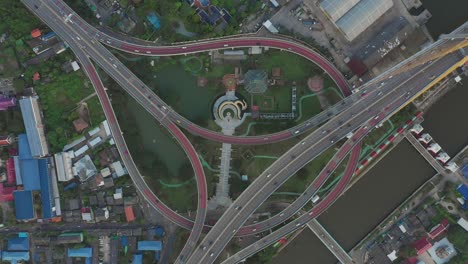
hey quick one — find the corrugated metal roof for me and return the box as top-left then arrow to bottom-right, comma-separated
39,159 -> 55,219
320,0 -> 360,22
137,241 -> 162,251
13,190 -> 35,220
21,159 -> 41,191
19,97 -> 49,157
68,247 -> 93,258
2,251 -> 30,261
7,237 -> 30,251
132,254 -> 143,264
336,0 -> 393,40
457,184 -> 468,200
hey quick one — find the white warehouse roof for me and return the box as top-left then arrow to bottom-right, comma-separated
320,0 -> 360,22
336,0 -> 393,40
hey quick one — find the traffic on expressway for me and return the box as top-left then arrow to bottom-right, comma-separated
22,1 -> 468,263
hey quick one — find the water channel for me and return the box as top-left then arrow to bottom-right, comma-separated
272,1 -> 467,262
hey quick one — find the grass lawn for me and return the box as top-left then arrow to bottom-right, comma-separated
256,50 -> 321,80
35,71 -> 105,152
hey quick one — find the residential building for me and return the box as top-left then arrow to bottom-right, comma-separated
19,96 -> 49,157
125,206 -> 135,222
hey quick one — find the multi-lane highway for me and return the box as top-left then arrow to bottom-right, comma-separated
23,1 -> 468,263
21,1 -> 209,260
185,51 -> 467,263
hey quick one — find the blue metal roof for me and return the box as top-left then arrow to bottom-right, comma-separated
39,159 -> 54,219
19,97 -> 48,157
13,190 -> 35,220
137,241 -> 162,251
2,251 -> 30,261
68,247 -> 93,258
462,165 -> 468,180
457,184 -> 468,200
7,237 -> 29,251
18,134 -> 32,160
146,13 -> 161,29
20,159 -> 41,191
132,254 -> 143,264
18,134 -> 41,191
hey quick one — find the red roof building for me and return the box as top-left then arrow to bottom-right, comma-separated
32,72 -> 41,81
6,158 -> 16,186
414,237 -> 432,255
31,28 -> 42,38
0,136 -> 12,146
125,206 -> 135,222
0,185 -> 15,202
428,219 -> 449,239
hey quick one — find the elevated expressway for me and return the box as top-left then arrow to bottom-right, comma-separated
185,49 -> 468,263
220,53 -> 468,264
22,1 -> 208,260
47,0 -> 468,145
25,0 -> 368,243
26,1 -> 468,262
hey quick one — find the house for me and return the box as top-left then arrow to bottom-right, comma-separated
0,135 -> 13,146
104,177 -> 114,188
68,199 -> 81,210
95,207 -> 109,222
19,96 -> 49,157
414,237 -> 432,255
32,72 -> 41,81
428,219 -> 449,239
197,6 -> 232,26
110,161 -> 127,177
125,206 -> 135,222
31,29 -> 42,38
81,207 -> 93,222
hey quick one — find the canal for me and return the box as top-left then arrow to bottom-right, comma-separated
272,1 -> 467,263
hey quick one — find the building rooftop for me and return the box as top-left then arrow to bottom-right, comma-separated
2,251 -> 30,262
68,247 -> 92,258
7,237 -> 30,251
13,190 -> 35,221
0,97 -> 16,111
414,237 -> 432,255
335,0 -> 393,41
137,241 -> 162,251
132,253 -> 143,264
320,0 -> 360,22
457,184 -> 468,200
19,96 -> 49,157
125,206 -> 135,222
